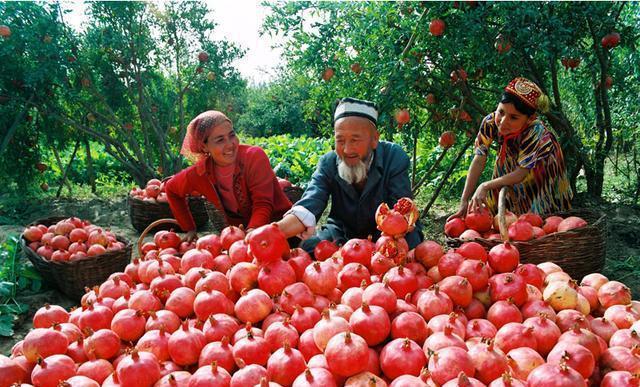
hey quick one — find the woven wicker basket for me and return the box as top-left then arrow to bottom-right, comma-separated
446,187 -> 607,280
21,217 -> 132,300
204,202 -> 227,233
283,186 -> 304,204
128,195 -> 208,233
136,218 -> 183,257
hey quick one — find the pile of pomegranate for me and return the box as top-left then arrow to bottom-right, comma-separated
445,208 -> 589,242
4,197 -> 637,386
130,179 -> 204,204
129,179 -> 170,203
22,218 -> 126,262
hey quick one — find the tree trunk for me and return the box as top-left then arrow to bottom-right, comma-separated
84,138 -> 96,193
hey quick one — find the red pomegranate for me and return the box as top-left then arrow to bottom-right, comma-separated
488,242 -> 520,273
465,207 -> 493,232
445,218 -> 466,237
439,131 -> 456,148
543,216 -> 563,234
324,332 -> 369,377
247,224 -> 288,263
314,240 -> 339,260
557,216 -> 587,232
526,362 -> 587,387
518,213 -> 543,228
508,220 -> 534,241
381,338 -> 427,379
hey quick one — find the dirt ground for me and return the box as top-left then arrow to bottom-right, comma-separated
0,195 -> 638,355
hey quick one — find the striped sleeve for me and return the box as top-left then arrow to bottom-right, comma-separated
474,113 -> 497,156
517,122 -> 552,169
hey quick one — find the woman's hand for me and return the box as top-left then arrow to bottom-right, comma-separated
469,183 -> 488,213
184,230 -> 198,243
447,199 -> 469,222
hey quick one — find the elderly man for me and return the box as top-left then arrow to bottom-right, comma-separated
277,97 -> 423,253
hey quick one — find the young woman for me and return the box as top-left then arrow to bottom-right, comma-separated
165,110 -> 291,240
449,77 -> 573,220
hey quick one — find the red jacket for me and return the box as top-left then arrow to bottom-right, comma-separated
165,145 -> 292,231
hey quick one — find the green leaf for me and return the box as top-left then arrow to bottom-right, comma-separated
0,314 -> 15,337
0,281 -> 15,297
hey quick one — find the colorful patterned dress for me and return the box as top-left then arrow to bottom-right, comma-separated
474,113 -> 573,215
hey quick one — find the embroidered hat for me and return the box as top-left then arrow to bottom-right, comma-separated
333,97 -> 378,126
504,77 -> 544,111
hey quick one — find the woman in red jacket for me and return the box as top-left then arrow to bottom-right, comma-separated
166,110 -> 292,240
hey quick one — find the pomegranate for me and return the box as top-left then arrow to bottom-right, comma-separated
518,213 -> 543,228
391,311 -> 429,345
466,318 -> 498,339
429,18 -> 445,36
338,263 -> 371,291
259,259 -> 297,296
219,225 -> 244,250
508,220 -> 534,241
110,308 -> 146,342
417,285 -> 454,321
349,302 -> 391,346
598,280 -> 632,308
557,216 -> 587,232
76,358 -> 114,384
314,239 -> 339,260
424,324 -> 466,352
428,346 -> 475,385
439,131 -> 456,148
22,327 -> 69,363
303,261 -> 338,296
31,354 -> 77,387
83,329 -> 120,360
467,340 -> 509,384
32,304 -> 69,328
488,242 -> 520,273
234,289 -> 273,323
381,338 -> 427,379
543,281 -> 578,311
247,224 -> 288,263
507,347 -> 545,380
542,216 -> 563,234
0,355 -> 28,386
445,218 -> 466,238
494,323 -> 537,353
293,367 -> 337,387
494,211 -> 518,232
547,342 -> 595,379
526,362 -> 587,387
465,207 -> 493,232
232,331 -> 270,366
135,329 -> 171,362
340,239 -> 374,266
522,315 -> 561,356
487,300 -> 522,329
167,321 -> 206,366
115,350 -> 162,387
312,311 -> 350,351
325,332 -> 369,377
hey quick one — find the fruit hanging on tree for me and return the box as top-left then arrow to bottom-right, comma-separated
429,19 -> 445,36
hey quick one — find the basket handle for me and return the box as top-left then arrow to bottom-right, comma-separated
497,186 -> 511,242
137,218 -> 180,258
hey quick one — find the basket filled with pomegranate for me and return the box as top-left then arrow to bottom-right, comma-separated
20,216 -> 132,300
128,178 -> 208,233
4,196 -> 639,386
444,186 -> 606,280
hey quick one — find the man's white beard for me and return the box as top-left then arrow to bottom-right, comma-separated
338,158 -> 368,185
